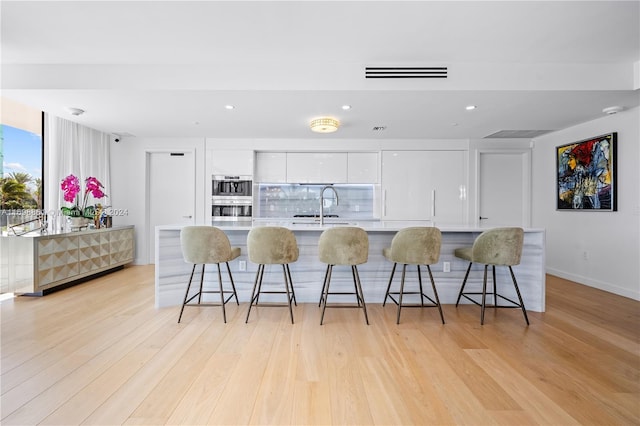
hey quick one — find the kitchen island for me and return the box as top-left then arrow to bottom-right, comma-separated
156,221 -> 546,312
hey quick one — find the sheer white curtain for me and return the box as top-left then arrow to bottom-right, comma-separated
45,114 -> 111,215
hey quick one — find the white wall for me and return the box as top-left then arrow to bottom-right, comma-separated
110,137 -> 206,264
531,107 -> 640,300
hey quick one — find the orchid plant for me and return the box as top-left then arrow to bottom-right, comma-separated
60,174 -> 107,217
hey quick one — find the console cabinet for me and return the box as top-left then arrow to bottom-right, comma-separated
1,226 -> 134,294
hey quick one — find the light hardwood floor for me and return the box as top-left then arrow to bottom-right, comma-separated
1,265 -> 638,425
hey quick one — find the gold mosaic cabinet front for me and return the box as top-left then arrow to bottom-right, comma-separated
33,226 -> 134,292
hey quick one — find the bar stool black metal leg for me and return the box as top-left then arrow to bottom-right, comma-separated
353,265 -> 369,325
246,264 -> 263,323
456,262 -> 473,306
320,265 -> 333,325
383,263 -> 397,306
286,264 -> 297,306
481,265 -> 488,325
217,263 -> 227,323
396,264 -> 407,324
225,262 -> 240,305
197,264 -> 205,304
318,264 -> 331,307
351,266 -> 362,307
426,265 -> 445,324
492,265 -> 498,308
282,265 -> 294,324
178,264 -> 197,323
417,265 -> 425,306
509,266 -> 530,325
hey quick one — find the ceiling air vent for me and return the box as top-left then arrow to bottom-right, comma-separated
365,67 -> 447,79
484,130 -> 553,139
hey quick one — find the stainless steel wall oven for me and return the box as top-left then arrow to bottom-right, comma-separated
212,175 -> 253,221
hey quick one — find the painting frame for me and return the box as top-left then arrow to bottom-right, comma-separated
556,132 -> 617,211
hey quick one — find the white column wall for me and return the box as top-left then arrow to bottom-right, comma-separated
531,107 -> 640,300
109,137 -> 206,264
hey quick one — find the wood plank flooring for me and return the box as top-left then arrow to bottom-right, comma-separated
1,265 -> 638,425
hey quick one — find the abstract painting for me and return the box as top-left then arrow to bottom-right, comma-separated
557,132 -> 617,211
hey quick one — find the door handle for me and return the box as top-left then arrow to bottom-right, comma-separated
479,216 -> 488,220
183,215 -> 193,219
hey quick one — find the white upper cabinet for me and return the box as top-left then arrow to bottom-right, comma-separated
210,150 -> 254,176
347,152 -> 379,183
381,150 -> 466,223
254,151 -> 379,184
286,152 -> 348,183
255,152 -> 287,182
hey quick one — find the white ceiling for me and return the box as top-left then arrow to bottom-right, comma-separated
2,0 -> 639,140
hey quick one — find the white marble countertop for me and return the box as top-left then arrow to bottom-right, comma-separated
157,220 -> 544,233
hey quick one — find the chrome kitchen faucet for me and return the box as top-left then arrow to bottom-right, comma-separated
320,186 -> 339,226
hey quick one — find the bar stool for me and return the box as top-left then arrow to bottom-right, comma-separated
382,227 -> 445,324
178,226 -> 240,323
245,226 -> 299,324
318,226 -> 369,325
454,227 -> 529,325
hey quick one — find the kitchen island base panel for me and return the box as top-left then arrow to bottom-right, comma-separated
157,226 -> 545,312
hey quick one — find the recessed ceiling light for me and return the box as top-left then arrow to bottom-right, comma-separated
67,107 -> 85,116
602,106 -> 623,115
342,105 -> 352,110
225,105 -> 235,110
465,105 -> 477,111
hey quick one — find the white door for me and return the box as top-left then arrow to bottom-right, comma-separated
148,151 -> 195,264
479,151 -> 530,227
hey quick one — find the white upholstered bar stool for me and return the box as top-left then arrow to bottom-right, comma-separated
245,226 -> 299,324
318,226 -> 369,325
178,226 -> 240,323
382,227 -> 445,324
454,227 -> 529,325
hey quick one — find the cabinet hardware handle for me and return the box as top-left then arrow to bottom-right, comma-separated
382,190 -> 387,216
431,190 -> 436,217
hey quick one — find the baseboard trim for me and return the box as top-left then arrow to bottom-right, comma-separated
546,267 -> 640,301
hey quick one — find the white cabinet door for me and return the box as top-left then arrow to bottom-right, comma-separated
428,151 -> 466,225
382,151 -> 431,220
210,150 -> 254,176
255,152 -> 287,182
381,151 -> 466,222
286,152 -> 348,183
348,152 -> 379,183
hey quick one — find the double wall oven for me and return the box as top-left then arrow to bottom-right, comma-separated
212,175 -> 253,221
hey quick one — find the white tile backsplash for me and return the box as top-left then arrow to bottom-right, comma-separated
255,184 -> 375,220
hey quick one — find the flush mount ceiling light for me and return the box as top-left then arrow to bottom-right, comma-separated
67,107 -> 85,116
310,117 -> 340,133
